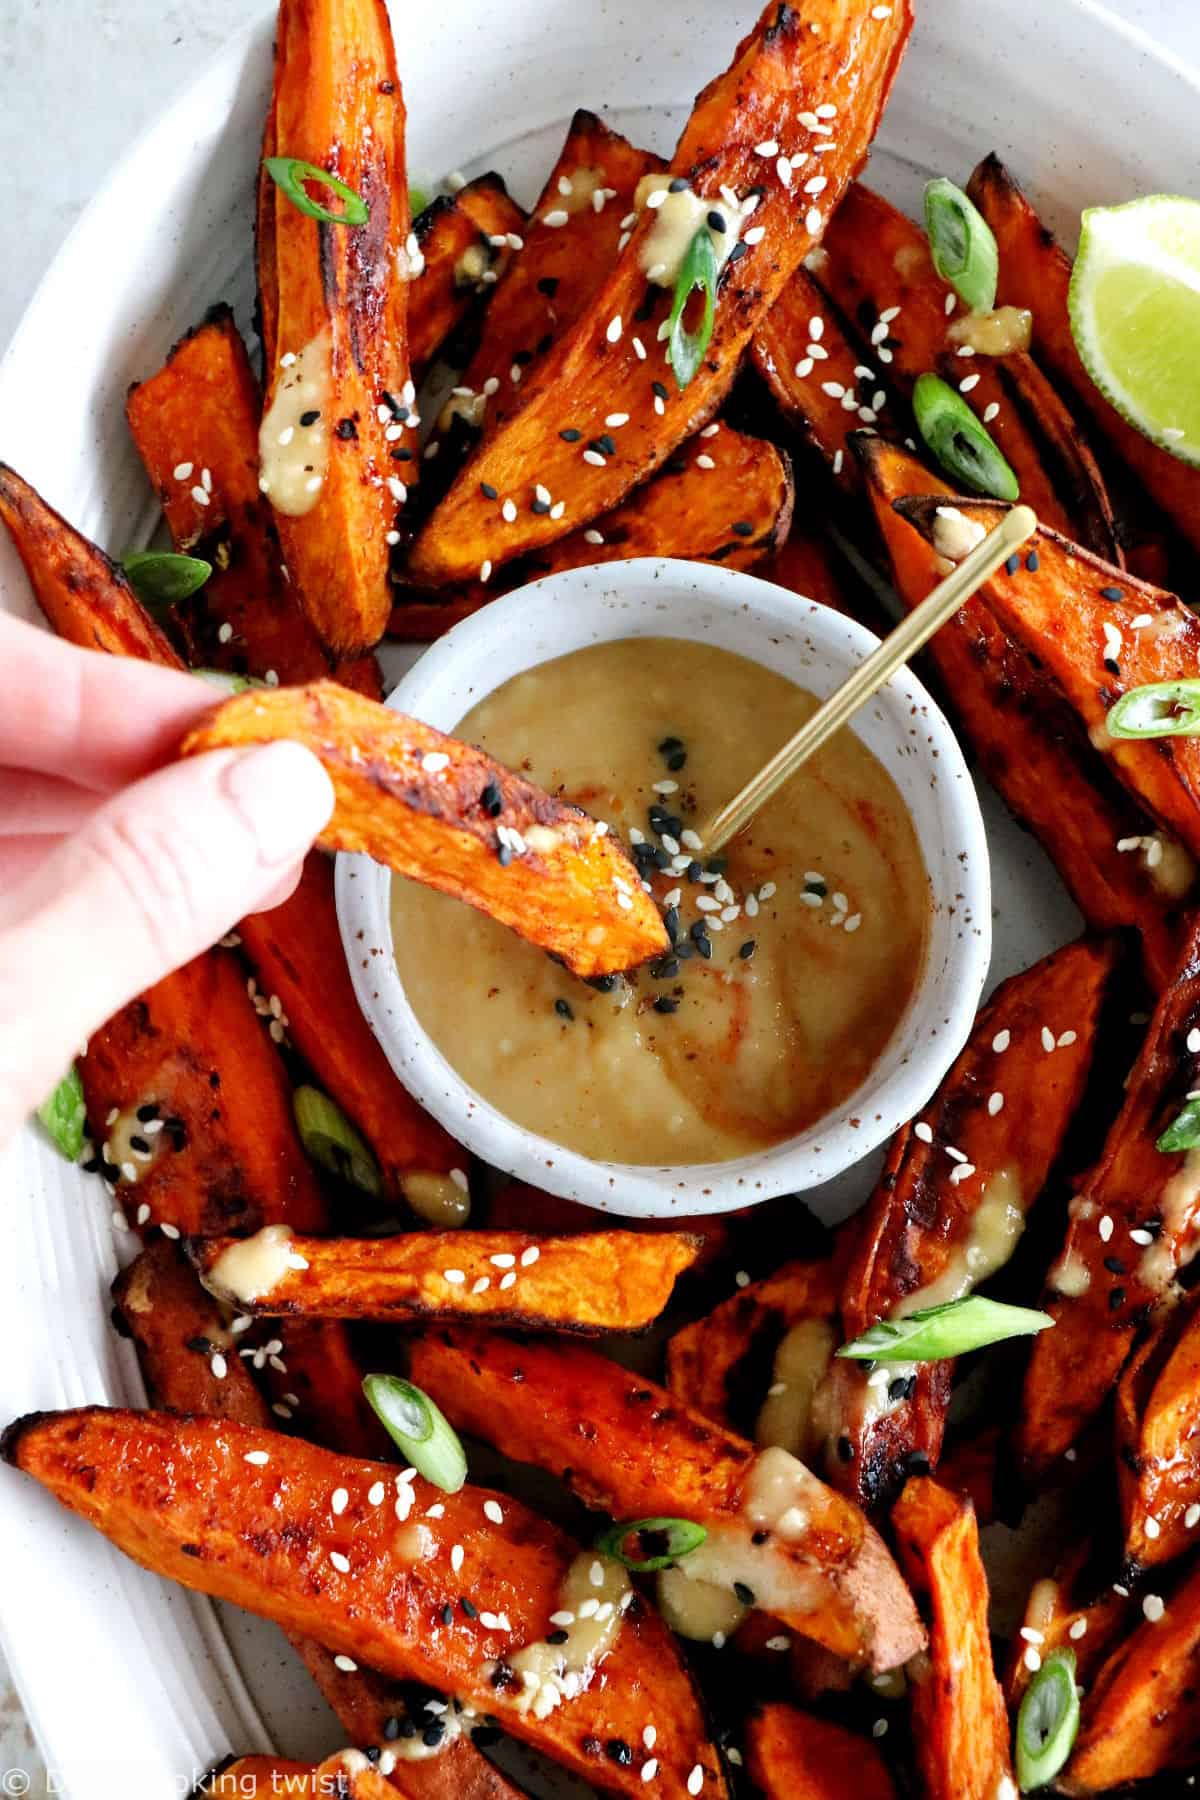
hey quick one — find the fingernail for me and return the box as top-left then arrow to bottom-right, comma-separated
221,741 -> 335,866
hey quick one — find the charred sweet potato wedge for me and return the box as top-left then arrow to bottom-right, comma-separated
968,152 -> 1200,562
181,681 -> 668,977
125,307 -> 380,694
1004,1542 -> 1134,1708
2,1409 -> 725,1800
1115,1289 -> 1200,1571
815,183 -> 1119,557
192,1227 -> 700,1332
823,935 -> 1114,1509
409,1328 -> 924,1672
892,1478 -> 1013,1800
408,177 -> 526,376
745,1704 -> 896,1800
858,439 -> 1191,989
898,496 -> 1200,868
1017,912 -> 1200,1477
257,0 -> 409,652
407,0 -> 913,585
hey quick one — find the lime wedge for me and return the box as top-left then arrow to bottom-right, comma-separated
1070,194 -> 1200,468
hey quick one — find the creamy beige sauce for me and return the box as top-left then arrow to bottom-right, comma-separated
668,1447 -> 830,1624
948,306 -> 1033,356
1144,1148 -> 1200,1290
656,1565 -> 749,1642
392,639 -> 929,1166
1117,831 -> 1197,900
205,1223 -> 299,1303
102,1102 -> 165,1187
635,176 -> 744,287
506,1553 -> 631,1719
437,390 -> 489,434
259,331 -> 332,517
555,166 -> 609,217
897,1168 -> 1025,1314
755,1320 -> 838,1459
404,1170 -> 471,1228
1052,1245 -> 1092,1298
931,504 -> 987,563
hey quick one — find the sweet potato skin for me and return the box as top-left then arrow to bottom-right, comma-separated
892,1478 -> 1013,1800
2,1409 -> 724,1800
192,1228 -> 699,1332
182,682 -> 668,978
1115,1289 -> 1200,1571
407,0 -> 913,584
409,1328 -> 925,1672
408,176 -> 525,376
745,1704 -> 896,1800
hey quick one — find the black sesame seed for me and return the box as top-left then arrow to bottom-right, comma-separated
686,860 -> 703,882
299,409 -> 320,427
391,447 -> 413,461
1101,585 -> 1125,602
805,879 -> 827,897
537,276 -> 560,297
335,418 -> 358,440
905,1450 -> 931,1475
667,750 -> 687,771
489,1662 -> 516,1690
441,1603 -> 454,1626
752,1529 -> 769,1545
706,857 -> 727,874
733,1581 -> 755,1605
398,1717 -> 417,1739
675,941 -> 694,961
664,906 -> 680,941
383,1717 -> 401,1741
652,958 -> 680,980
654,996 -> 679,1014
559,427 -> 582,442
480,481 -> 498,499
691,919 -> 709,943
652,382 -> 669,401
695,934 -> 713,960
739,940 -> 756,960
546,1628 -> 569,1645
668,177 -> 691,193
1103,1256 -> 1127,1275
1026,549 -> 1040,572
582,1738 -> 603,1758
129,1134 -> 150,1154
658,737 -> 683,754
1005,553 -> 1020,576
460,1597 -> 478,1619
589,973 -> 619,993
514,349 -> 533,366
365,1747 -> 381,1764
82,1156 -> 102,1174
1109,1287 -> 1127,1312
596,434 -> 617,457
889,1374 -> 917,1401
532,499 -> 551,515
1104,658 -> 1121,677
731,520 -> 755,537
606,1739 -> 633,1766
651,846 -> 672,870
381,391 -> 407,420
186,1336 -> 212,1355
497,843 -> 513,867
422,1723 -> 445,1747
707,210 -> 727,233
1141,1217 -> 1163,1237
727,241 -> 749,264
136,1103 -> 160,1122
554,998 -> 574,1021
837,1435 -> 854,1462
481,779 -> 502,816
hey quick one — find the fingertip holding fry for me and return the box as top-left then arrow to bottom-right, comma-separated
219,739 -> 335,867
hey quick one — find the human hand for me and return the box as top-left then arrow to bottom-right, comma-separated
0,613 -> 334,1146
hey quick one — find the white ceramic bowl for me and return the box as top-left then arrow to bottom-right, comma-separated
335,558 -> 991,1216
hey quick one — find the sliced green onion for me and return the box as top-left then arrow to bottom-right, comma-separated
1107,679 -> 1200,740
263,156 -> 369,227
913,372 -> 1020,501
36,1066 -> 86,1162
194,670 -> 269,696
668,227 -> 719,392
837,1295 -> 1054,1364
122,551 -> 212,613
1016,1648 -> 1080,1791
362,1374 -> 467,1492
595,1516 -> 708,1573
1158,1097 -> 1200,1153
293,1086 -> 381,1197
924,177 -> 1000,314
409,185 -> 431,219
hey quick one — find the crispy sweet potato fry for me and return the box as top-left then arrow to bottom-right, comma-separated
409,1329 -> 924,1672
968,152 -> 1200,563
858,439 -> 1190,989
898,495 -> 1200,868
181,682 -> 668,977
125,307 -> 380,694
2,1409 -> 724,1800
408,177 -> 526,377
815,184 -> 1119,557
1115,1288 -> 1200,1570
1004,1543 -> 1133,1708
1065,1557 -> 1200,1790
257,0 -> 409,652
192,1228 -> 700,1332
485,1182 -> 732,1275
1017,913 -> 1200,1476
935,1426 -> 1000,1526
892,1478 -> 1013,1800
745,1704 -> 896,1800
407,0 -> 913,584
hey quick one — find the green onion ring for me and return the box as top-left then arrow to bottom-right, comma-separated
293,1086 -> 382,1197
594,1516 -> 708,1572
924,177 -> 1000,314
668,227 -> 719,392
121,550 -> 212,610
1107,679 -> 1200,739
1016,1648 -> 1080,1791
263,156 -> 369,227
913,371 -> 1020,501
1157,1096 -> 1200,1153
362,1374 -> 468,1493
36,1066 -> 86,1162
837,1295 -> 1054,1364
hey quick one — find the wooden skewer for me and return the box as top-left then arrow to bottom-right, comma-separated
701,504 -> 1039,855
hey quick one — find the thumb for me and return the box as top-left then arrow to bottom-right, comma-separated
0,741 -> 333,1142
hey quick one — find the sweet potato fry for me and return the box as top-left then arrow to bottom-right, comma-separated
181,681 -> 668,978
897,495 -> 1200,869
409,1329 -> 924,1672
814,184 -> 1119,556
1115,1288 -> 1200,1570
858,439 -> 1191,989
824,935 -> 1114,1508
125,307 -> 380,695
745,1704 -> 896,1800
968,152 -> 1200,562
407,0 -> 913,585
1065,1557 -> 1200,1790
257,0 -> 409,652
1017,912 -> 1200,1477
485,1182 -> 732,1274
192,1227 -> 700,1332
935,1426 -> 1000,1526
408,177 -> 526,376
2,1409 -> 724,1800
1003,1543 -> 1133,1707
891,1477 -> 1013,1800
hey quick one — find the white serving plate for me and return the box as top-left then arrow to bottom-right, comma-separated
0,1 -> 1195,1793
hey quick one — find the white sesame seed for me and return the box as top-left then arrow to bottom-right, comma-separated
1041,1026 -> 1056,1053
484,1499 -> 504,1524
160,1222 -> 181,1241
521,1246 -> 540,1267
755,139 -> 779,157
443,1269 -> 466,1285
331,1487 -> 349,1516
820,380 -> 845,399
606,315 -> 623,344
805,208 -> 823,234
244,1451 -> 270,1467
1130,1227 -> 1154,1246
872,1720 -> 888,1739
1068,1617 -> 1088,1640
687,1768 -> 704,1796
804,176 -> 828,196
584,529 -> 605,546
1019,1627 -> 1045,1644
794,357 -> 814,379
914,1122 -> 934,1143
543,209 -> 569,228
1024,1646 -> 1042,1672
451,1544 -> 464,1573
210,1352 -> 227,1380
368,1482 -> 385,1506
988,1092 -> 1004,1116
1145,1515 -> 1161,1538
330,1551 -> 351,1574
1187,1504 -> 1200,1529
642,1763 -> 658,1784
583,449 -> 607,467
606,413 -> 630,428
765,1635 -> 791,1651
871,4 -> 892,16
334,1655 -> 358,1673
190,485 -> 211,508
992,1029 -> 1011,1053
501,498 -> 517,522
960,373 -> 981,394
421,751 -> 450,773
387,476 -> 407,503
500,1271 -> 517,1289
480,560 -> 493,584
776,156 -> 793,187
1143,1594 -> 1165,1622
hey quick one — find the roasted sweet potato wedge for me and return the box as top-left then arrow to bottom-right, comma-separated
407,0 -> 913,585
1115,1289 -> 1200,1571
257,0 -> 409,652
892,1477 -> 1013,1800
858,439 -> 1191,989
1003,1542 -> 1134,1708
2,1409 -> 724,1800
125,306 -> 380,694
898,496 -> 1200,869
968,152 -> 1200,563
1065,1557 -> 1200,1790
409,1328 -> 924,1672
192,1227 -> 700,1332
408,177 -> 526,376
181,681 -> 668,977
1018,912 -> 1200,1476
745,1704 -> 896,1800
815,183 -> 1119,556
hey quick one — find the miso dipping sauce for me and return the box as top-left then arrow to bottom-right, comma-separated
391,638 -> 929,1164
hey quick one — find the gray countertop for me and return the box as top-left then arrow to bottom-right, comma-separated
0,0 -> 1197,1792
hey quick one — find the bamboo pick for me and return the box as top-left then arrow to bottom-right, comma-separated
700,504 -> 1038,855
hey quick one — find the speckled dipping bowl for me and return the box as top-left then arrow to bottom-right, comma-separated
336,557 -> 991,1218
